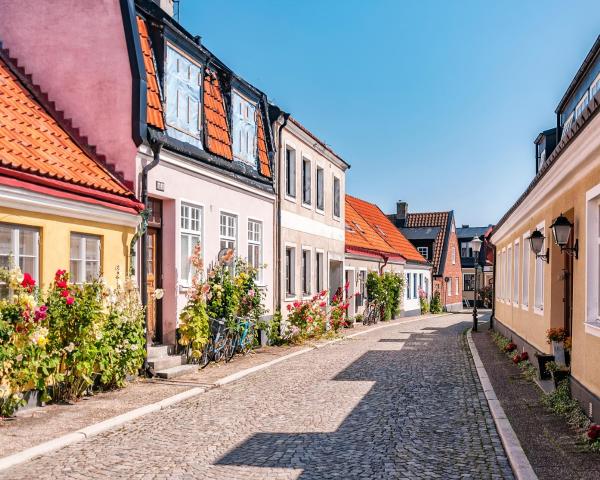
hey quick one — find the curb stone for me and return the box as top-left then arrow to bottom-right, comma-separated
466,328 -> 538,480
0,312 -> 452,473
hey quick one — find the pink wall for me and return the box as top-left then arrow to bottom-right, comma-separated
0,0 -> 138,183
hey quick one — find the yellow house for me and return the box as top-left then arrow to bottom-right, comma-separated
490,36 -> 600,423
0,49 -> 142,290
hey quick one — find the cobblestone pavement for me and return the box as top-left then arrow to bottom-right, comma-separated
2,314 -> 514,479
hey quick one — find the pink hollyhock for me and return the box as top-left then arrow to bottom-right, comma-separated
293,301 -> 301,309
286,304 -> 292,311
65,296 -> 75,306
319,301 -> 327,308
56,280 -> 68,289
60,289 -> 70,298
248,289 -> 255,298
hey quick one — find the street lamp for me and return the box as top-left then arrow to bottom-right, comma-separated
471,235 -> 483,332
528,229 -> 549,263
550,213 -> 578,258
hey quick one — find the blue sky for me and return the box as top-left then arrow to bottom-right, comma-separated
179,0 -> 600,226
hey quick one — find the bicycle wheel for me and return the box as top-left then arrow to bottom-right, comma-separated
241,323 -> 255,354
199,343 -> 211,369
225,333 -> 237,362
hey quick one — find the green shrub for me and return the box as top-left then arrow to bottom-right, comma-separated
430,291 -> 443,313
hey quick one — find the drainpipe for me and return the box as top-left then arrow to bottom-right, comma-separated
274,112 -> 290,310
379,255 -> 389,275
140,140 -> 162,376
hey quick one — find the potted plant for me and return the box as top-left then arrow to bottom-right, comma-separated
545,360 -> 570,388
534,351 -> 554,380
546,327 -> 567,365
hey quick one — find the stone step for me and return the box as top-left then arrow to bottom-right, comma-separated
147,345 -> 173,360
154,364 -> 198,379
148,355 -> 186,371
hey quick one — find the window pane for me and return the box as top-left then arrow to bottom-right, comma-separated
70,260 -> 81,284
20,256 -> 36,278
0,225 -> 12,255
85,237 -> 100,261
70,235 -> 83,261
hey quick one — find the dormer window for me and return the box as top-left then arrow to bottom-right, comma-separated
575,91 -> 589,120
591,72 -> 600,99
165,45 -> 202,148
562,111 -> 574,139
231,90 -> 257,166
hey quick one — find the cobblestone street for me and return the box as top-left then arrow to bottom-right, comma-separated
2,314 -> 514,479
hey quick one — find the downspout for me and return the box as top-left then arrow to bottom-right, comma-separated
379,255 -> 389,275
274,112 -> 290,310
140,140 -> 162,376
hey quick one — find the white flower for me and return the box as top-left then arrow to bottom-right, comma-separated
153,288 -> 164,300
15,354 -> 23,362
65,342 -> 75,353
130,344 -> 139,351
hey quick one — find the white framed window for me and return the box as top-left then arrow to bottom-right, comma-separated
316,166 -> 325,211
247,219 -> 263,283
180,203 -> 203,286
413,273 -> 418,298
464,273 -> 475,291
316,250 -> 324,292
231,90 -> 257,166
455,276 -> 459,296
575,91 -> 589,120
333,176 -> 341,219
534,222 -> 545,314
591,72 -> 600,99
0,223 -> 39,297
285,147 -> 296,198
417,246 -> 428,259
451,245 -> 456,264
562,111 -> 575,140
447,277 -> 452,297
70,233 -> 101,284
285,246 -> 295,297
513,240 -> 520,305
406,273 -> 411,299
302,157 -> 312,206
522,233 -> 530,309
220,212 -> 238,268
507,246 -> 512,304
585,184 -> 600,336
356,269 -> 367,308
301,248 -> 311,296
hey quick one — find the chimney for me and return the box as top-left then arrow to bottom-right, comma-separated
396,201 -> 407,227
152,0 -> 174,17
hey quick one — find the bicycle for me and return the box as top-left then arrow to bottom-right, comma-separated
362,301 -> 379,326
225,316 -> 255,362
199,317 -> 229,369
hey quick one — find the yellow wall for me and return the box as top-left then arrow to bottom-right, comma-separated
493,158 -> 600,400
0,205 -> 135,289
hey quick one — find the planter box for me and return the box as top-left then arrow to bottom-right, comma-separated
552,369 -> 570,389
535,353 -> 554,380
552,341 -> 566,365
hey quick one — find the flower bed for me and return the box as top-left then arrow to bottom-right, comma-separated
0,267 -> 145,417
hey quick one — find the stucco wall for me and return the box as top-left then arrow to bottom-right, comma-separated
0,205 -> 135,290
492,111 -> 600,405
404,264 -> 432,314
140,148 -> 275,344
0,0 -> 138,183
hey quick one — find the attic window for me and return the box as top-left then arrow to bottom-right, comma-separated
231,90 -> 257,167
375,225 -> 387,237
352,221 -> 364,234
345,223 -> 355,233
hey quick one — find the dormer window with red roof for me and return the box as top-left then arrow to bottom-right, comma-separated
231,90 -> 257,167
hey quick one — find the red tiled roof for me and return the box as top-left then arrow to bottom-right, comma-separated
203,72 -> 233,160
405,211 -> 450,275
137,16 -> 165,130
256,109 -> 271,177
0,55 -> 140,211
345,195 -> 427,263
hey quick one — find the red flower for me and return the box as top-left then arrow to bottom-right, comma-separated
588,424 -> 600,441
319,301 -> 327,308
65,296 -> 75,306
293,301 -> 301,309
55,269 -> 66,278
520,351 -> 529,361
60,289 -> 70,298
56,280 -> 68,289
286,304 -> 292,311
512,354 -> 521,364
20,272 -> 36,291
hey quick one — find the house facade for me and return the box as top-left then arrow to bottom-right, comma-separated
389,202 -> 462,311
490,36 -> 600,422
0,0 -> 276,375
0,47 -> 142,293
270,112 -> 349,312
457,225 -> 494,307
345,195 -> 431,317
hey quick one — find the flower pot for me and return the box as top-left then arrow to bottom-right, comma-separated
552,369 -> 570,389
535,353 -> 554,380
552,341 -> 566,365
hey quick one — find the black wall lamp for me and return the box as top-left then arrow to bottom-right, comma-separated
550,213 -> 578,259
528,229 -> 549,263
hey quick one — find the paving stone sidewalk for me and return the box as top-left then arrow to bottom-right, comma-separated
2,314 -> 514,479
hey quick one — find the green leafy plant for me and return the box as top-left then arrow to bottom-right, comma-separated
430,291 -> 443,313
418,288 -> 430,314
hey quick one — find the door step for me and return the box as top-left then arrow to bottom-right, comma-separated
148,354 -> 186,371
147,344 -> 174,359
154,364 -> 198,379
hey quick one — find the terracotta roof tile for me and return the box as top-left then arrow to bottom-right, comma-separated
137,16 -> 165,130
404,211 -> 450,275
256,109 -> 271,177
0,56 -> 136,201
203,72 -> 233,160
345,195 -> 427,263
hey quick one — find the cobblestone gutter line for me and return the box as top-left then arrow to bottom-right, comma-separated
466,329 -> 538,480
0,313 -> 450,473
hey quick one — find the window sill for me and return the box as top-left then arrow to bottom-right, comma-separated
521,304 -> 529,311
513,302 -> 519,308
585,322 -> 600,338
301,202 -> 313,211
533,306 -> 544,316
284,194 -> 297,203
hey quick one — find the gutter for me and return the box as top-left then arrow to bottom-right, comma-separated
274,112 -> 290,309
140,140 -> 162,376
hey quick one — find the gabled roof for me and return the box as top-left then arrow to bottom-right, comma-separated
203,71 -> 233,160
456,226 -> 492,240
0,51 -> 141,213
402,211 -> 452,275
345,195 -> 428,264
137,16 -> 165,130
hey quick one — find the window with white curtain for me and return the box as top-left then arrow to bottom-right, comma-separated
70,233 -> 101,284
507,246 -> 512,304
534,223 -> 545,313
522,234 -> 530,308
0,223 -> 39,297
447,277 -> 452,297
513,240 -> 520,305
247,219 -> 262,283
180,203 -> 202,286
586,186 -> 600,332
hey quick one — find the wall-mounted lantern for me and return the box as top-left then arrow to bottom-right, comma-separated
550,213 -> 578,259
528,229 -> 549,263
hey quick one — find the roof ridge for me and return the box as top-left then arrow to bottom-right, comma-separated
0,43 -> 135,195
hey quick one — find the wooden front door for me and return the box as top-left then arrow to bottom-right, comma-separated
146,198 -> 163,343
